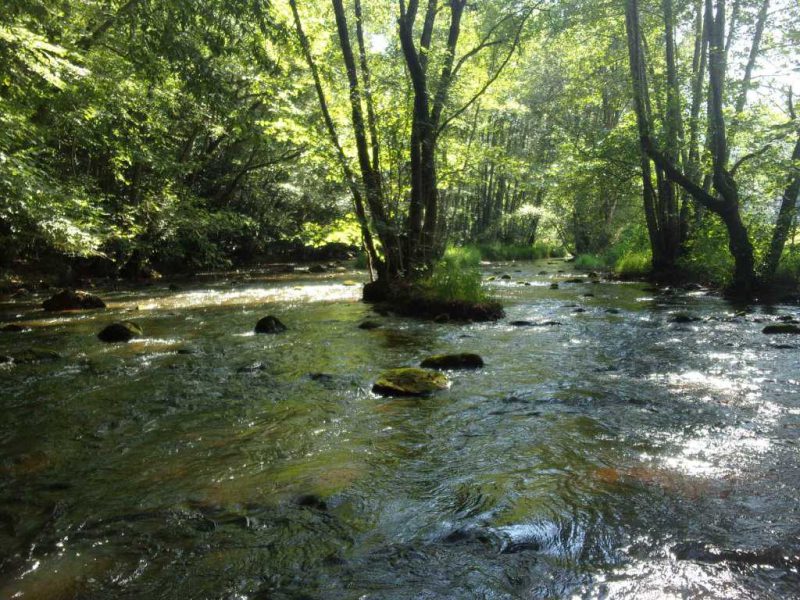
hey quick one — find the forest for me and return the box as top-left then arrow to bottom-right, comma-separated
1,0 -> 798,295
1,1 -> 800,599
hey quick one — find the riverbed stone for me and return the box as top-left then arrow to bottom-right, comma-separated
372,367 -> 449,397
43,289 -> 106,311
420,353 -> 484,370
669,313 -> 701,323
358,320 -> 382,330
98,321 -> 143,343
1,323 -> 26,332
763,323 -> 800,334
309,264 -> 327,273
13,347 -> 62,363
255,315 -> 287,334
549,283 -> 559,289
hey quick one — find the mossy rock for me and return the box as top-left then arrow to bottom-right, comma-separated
98,321 -> 143,343
13,347 -> 63,363
255,315 -> 287,334
500,274 -> 512,280
549,283 -> 559,290
372,367 -> 449,397
420,353 -> 484,370
43,289 -> 106,311
358,320 -> 382,330
763,323 -> 800,334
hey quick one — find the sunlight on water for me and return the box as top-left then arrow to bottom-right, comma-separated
133,282 -> 361,311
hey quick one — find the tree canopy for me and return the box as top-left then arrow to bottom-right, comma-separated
1,0 -> 798,292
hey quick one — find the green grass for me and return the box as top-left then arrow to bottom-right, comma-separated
614,250 -> 651,277
573,254 -> 606,270
422,248 -> 487,303
472,242 -> 565,261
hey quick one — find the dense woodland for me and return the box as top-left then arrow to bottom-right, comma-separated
1,0 -> 799,294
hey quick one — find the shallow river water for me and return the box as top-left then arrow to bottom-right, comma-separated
0,259 -> 799,599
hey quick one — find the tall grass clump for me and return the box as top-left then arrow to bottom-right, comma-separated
423,248 -> 487,303
573,254 -> 605,270
476,241 -> 565,261
614,250 -> 651,278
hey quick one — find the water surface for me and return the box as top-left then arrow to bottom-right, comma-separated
1,261 -> 798,598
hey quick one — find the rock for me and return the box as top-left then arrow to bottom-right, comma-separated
669,313 -> 701,323
583,293 -> 595,297
606,308 -> 621,315
565,278 -> 584,283
500,274 -> 512,280
309,264 -> 327,273
97,321 -> 143,343
13,347 -> 62,363
763,323 -> 800,334
0,355 -> 12,364
778,315 -> 798,323
281,264 -> 296,273
588,271 -> 599,278
342,280 -> 359,286
255,315 -> 287,334
572,308 -> 586,313
168,283 -> 181,292
372,367 -> 449,397
684,283 -> 703,291
237,362 -> 266,373
358,320 -> 382,330
486,276 -> 496,282
309,372 -> 335,383
295,494 -> 327,511
1,324 -> 26,332
176,346 -> 197,355
433,313 -> 450,323
42,289 -> 106,311
335,266 -> 347,273
549,283 -> 559,290
510,320 -> 534,326
538,271 -> 547,275
420,353 -> 484,370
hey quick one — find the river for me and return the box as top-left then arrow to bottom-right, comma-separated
0,259 -> 798,599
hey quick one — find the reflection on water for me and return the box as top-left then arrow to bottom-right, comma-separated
0,261 -> 798,599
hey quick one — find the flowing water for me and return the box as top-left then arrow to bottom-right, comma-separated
0,260 -> 798,599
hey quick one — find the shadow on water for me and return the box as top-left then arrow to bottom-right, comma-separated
0,260 -> 799,598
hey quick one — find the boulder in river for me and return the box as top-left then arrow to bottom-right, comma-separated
98,321 -> 143,343
549,283 -> 559,290
1,323 -> 26,332
500,274 -> 512,280
255,315 -> 287,334
420,353 -> 484,370
43,289 -> 106,311
309,264 -> 327,273
372,367 -> 449,397
13,347 -> 62,363
669,313 -> 701,324
763,323 -> 800,335
358,320 -> 382,330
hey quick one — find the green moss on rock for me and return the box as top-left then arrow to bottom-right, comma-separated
372,367 -> 449,397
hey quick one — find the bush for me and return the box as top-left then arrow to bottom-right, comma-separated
614,250 -> 651,278
423,249 -> 487,303
774,251 -> 800,285
573,254 -> 606,270
474,241 -> 565,261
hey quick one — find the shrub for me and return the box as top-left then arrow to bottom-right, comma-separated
474,241 -> 565,261
615,250 -> 651,278
423,249 -> 487,303
573,254 -> 605,270
774,250 -> 800,285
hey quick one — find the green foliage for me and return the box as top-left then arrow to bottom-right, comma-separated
614,250 -> 651,278
677,219 -> 734,286
473,242 -> 564,261
774,250 -> 800,285
573,254 -> 606,270
422,250 -> 487,303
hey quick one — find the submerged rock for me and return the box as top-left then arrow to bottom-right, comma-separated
1,324 -> 26,332
549,283 -> 559,290
43,289 -> 106,311
309,264 -> 327,273
500,274 -> 512,280
669,313 -> 701,324
372,367 -> 449,397
97,321 -> 143,343
13,347 -> 62,363
763,323 -> 800,334
420,353 -> 484,370
255,315 -> 287,334
358,320 -> 382,330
